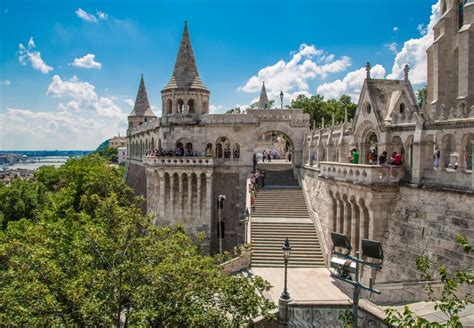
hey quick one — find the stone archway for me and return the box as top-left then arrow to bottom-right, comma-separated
253,130 -> 296,166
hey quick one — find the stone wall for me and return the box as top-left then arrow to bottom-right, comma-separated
126,162 -> 147,198
299,166 -> 474,304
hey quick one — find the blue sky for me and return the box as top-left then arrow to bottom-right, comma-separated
0,0 -> 440,150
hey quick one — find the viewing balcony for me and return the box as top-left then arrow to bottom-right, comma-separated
143,156 -> 214,167
319,162 -> 404,185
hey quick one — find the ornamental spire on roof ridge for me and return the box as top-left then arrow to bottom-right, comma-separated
258,81 -> 269,109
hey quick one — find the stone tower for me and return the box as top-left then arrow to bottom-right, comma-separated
258,81 -> 269,109
426,0 -> 473,116
161,22 -> 210,115
128,74 -> 156,129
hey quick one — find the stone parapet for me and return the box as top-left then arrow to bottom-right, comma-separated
319,162 -> 404,185
143,156 -> 214,167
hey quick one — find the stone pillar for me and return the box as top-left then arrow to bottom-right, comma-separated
471,141 -> 474,191
205,172 -> 213,220
188,174 -> 193,218
335,197 -> 344,233
158,171 -> 165,221
350,200 -> 360,255
178,173 -> 183,219
411,140 -> 433,184
343,198 -> 351,239
197,172 -> 202,219
170,174 -> 175,219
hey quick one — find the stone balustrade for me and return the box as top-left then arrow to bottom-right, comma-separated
319,161 -> 404,185
143,156 -> 214,167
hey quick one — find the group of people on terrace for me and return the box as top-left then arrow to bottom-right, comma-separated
348,148 -> 402,166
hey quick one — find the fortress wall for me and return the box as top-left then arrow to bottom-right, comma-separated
300,166 -> 474,304
126,162 -> 147,199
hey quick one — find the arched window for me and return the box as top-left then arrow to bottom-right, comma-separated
459,0 -> 465,30
166,99 -> 172,114
188,99 -> 195,113
206,143 -> 213,157
399,103 -> 405,113
216,144 -> 223,158
365,102 -> 372,114
216,137 -> 231,159
185,143 -> 193,156
177,99 -> 184,113
233,144 -> 240,159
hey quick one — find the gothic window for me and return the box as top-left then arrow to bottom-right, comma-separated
233,144 -> 240,159
206,143 -> 213,157
459,0 -> 465,30
177,99 -> 184,113
166,99 -> 172,114
399,103 -> 405,113
365,102 -> 372,114
216,137 -> 231,159
144,117 -> 148,123
216,144 -> 223,158
188,99 -> 195,113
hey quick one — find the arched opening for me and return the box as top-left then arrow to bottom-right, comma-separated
206,143 -> 213,157
216,137 -> 231,159
151,137 -> 155,150
158,139 -> 162,150
188,99 -> 195,113
254,131 -> 294,164
391,136 -> 403,163
166,99 -> 172,114
202,100 -> 208,113
442,134 -> 456,169
176,142 -> 184,156
177,99 -> 184,113
399,103 -> 405,113
185,142 -> 193,156
363,132 -> 378,164
462,133 -> 473,170
365,102 -> 372,115
233,144 -> 240,159
459,0 -> 465,30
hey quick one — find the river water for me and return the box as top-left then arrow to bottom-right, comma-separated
5,156 -> 73,171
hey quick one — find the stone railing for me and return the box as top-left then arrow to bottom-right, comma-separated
143,156 -> 214,167
319,162 -> 405,185
220,249 -> 251,276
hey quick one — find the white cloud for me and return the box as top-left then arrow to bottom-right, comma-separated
46,75 -> 126,120
0,107 -> 126,150
1,80 -> 10,86
417,23 -> 427,35
393,26 -> 399,32
386,0 -> 441,84
71,54 -> 102,69
75,8 -> 97,22
209,104 -> 223,114
385,42 -> 398,54
17,37 -> 53,74
124,97 -> 134,107
97,10 -> 108,20
238,44 -> 351,105
316,64 -> 386,101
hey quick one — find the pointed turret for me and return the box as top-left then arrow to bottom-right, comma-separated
161,22 -> 210,115
163,21 -> 207,91
128,75 -> 156,129
258,82 -> 269,109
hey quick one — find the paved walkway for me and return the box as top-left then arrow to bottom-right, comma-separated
250,267 -> 350,304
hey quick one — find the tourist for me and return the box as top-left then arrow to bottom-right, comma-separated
255,169 -> 261,188
253,154 -> 257,172
433,146 -> 440,169
262,150 -> 266,163
378,151 -> 387,165
351,148 -> 359,164
388,151 -> 402,166
260,169 -> 265,188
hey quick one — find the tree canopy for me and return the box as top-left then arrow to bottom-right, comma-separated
0,155 -> 275,326
291,94 -> 357,128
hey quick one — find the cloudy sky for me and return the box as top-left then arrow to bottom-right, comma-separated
1,0 -> 440,150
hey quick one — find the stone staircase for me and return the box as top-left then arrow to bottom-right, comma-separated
250,164 -> 325,268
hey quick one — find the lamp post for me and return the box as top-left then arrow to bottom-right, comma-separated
217,195 -> 226,254
279,237 -> 291,327
280,91 -> 284,109
239,207 -> 250,245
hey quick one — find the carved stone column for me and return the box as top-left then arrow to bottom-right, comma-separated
170,173 -> 175,219
343,197 -> 351,239
178,173 -> 183,219
158,171 -> 165,221
188,173 -> 193,218
197,172 -> 202,219
350,199 -> 360,255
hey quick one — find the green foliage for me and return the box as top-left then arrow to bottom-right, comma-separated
339,309 -> 354,327
416,86 -> 428,107
385,234 -> 473,327
94,146 -> 118,163
0,155 -> 275,326
226,107 -> 242,114
250,100 -> 276,109
290,94 -> 357,128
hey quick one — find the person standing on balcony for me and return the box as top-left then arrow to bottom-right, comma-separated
351,148 -> 359,164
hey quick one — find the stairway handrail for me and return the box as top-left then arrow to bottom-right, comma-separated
246,174 -> 253,245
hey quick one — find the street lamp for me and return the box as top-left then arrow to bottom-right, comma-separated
280,91 -> 284,109
279,237 -> 292,327
281,237 -> 291,300
329,232 -> 384,328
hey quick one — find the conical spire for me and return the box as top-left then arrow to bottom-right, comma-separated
129,74 -> 155,117
258,82 -> 269,109
163,21 -> 207,90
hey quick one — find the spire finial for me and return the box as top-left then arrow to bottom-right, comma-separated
404,64 -> 410,82
258,81 -> 269,109
366,62 -> 371,79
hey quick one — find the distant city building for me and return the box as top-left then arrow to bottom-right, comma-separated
118,147 -> 127,164
109,136 -> 127,149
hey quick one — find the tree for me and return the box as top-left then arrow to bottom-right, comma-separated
226,107 -> 242,114
249,100 -> 275,109
0,155 -> 275,326
416,86 -> 428,107
94,146 -> 118,163
385,235 -> 473,327
290,94 -> 357,128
